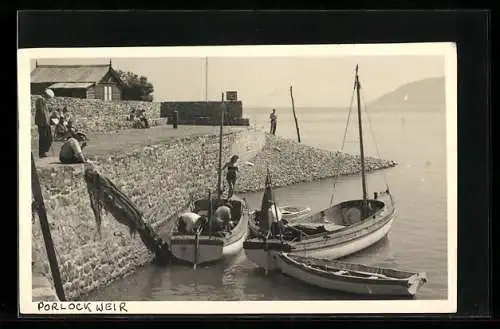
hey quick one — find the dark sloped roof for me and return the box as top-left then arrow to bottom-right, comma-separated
31,64 -> 111,83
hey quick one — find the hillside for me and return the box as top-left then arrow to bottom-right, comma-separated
369,77 -> 446,111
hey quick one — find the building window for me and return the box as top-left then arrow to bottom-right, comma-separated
104,85 -> 112,101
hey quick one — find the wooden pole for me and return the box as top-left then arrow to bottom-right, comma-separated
290,85 -> 301,143
355,65 -> 368,205
217,93 -> 225,200
31,153 -> 66,301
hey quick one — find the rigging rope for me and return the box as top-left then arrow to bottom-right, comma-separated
360,92 -> 395,206
329,72 -> 394,207
330,80 -> 356,205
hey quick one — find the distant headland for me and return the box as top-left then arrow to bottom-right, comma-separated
368,77 -> 446,111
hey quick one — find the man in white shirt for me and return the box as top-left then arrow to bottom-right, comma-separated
178,212 -> 202,234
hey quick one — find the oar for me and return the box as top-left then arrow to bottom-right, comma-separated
193,225 -> 202,270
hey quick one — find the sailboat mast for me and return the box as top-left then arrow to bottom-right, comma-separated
355,65 -> 368,202
217,92 -> 225,200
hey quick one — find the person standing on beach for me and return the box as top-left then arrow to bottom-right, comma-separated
35,89 -> 55,158
222,155 -> 239,199
269,109 -> 277,135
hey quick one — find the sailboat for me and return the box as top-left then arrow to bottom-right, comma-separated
243,65 -> 397,272
168,59 -> 250,267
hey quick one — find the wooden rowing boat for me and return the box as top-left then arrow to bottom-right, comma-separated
169,195 -> 249,266
168,88 -> 249,267
279,205 -> 312,222
277,253 -> 427,298
244,65 -> 398,272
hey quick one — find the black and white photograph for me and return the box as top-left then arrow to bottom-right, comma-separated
19,43 -> 457,314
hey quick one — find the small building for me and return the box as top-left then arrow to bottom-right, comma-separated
30,61 -> 126,101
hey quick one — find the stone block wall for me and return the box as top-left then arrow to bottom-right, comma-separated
32,130 -> 240,300
30,96 -> 162,139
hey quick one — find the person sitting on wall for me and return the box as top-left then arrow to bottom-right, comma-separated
61,107 -> 73,130
59,134 -> 88,164
54,118 -> 69,139
128,109 -> 136,121
49,108 -> 61,126
139,109 -> 150,128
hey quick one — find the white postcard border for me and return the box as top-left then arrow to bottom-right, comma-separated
18,42 -> 458,315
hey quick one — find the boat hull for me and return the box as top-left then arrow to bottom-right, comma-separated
170,231 -> 248,264
277,254 -> 426,298
244,213 -> 395,272
170,202 -> 249,265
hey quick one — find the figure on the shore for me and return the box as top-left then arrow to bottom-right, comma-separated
222,155 -> 239,199
59,135 -> 87,164
269,108 -> 277,135
35,89 -> 55,158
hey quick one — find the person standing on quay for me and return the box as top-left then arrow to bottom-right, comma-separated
222,155 -> 239,199
35,89 -> 55,158
269,108 -> 277,135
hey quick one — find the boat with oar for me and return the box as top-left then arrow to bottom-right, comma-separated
244,65 -> 398,272
168,90 -> 250,268
168,191 -> 250,267
277,253 -> 427,298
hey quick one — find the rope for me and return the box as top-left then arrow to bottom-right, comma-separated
360,92 -> 394,206
330,80 -> 356,205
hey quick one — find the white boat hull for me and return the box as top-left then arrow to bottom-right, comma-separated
277,255 -> 425,297
170,241 -> 223,264
244,217 -> 394,272
170,230 -> 248,265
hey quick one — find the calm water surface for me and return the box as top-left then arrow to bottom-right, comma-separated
85,107 -> 448,301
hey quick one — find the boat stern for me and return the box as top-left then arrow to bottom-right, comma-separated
407,272 -> 428,297
170,235 -> 224,265
243,239 -> 291,272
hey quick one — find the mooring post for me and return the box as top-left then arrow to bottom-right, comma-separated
290,85 -> 301,143
31,153 -> 66,301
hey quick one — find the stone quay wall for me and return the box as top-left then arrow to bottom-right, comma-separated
30,96 -> 163,140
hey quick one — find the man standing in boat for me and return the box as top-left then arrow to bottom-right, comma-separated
269,109 -> 277,135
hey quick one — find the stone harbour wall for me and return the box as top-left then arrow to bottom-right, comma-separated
32,130 -> 243,300
30,96 -> 163,139
31,128 -> 397,301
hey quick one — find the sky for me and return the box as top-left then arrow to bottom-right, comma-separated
30,55 -> 445,108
